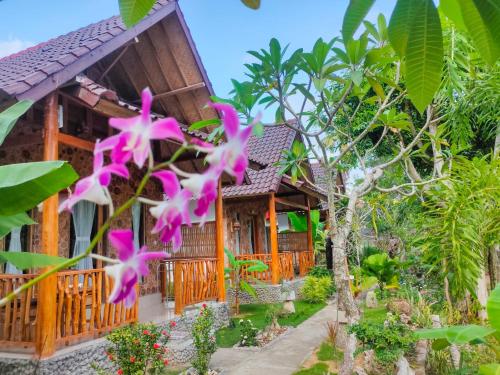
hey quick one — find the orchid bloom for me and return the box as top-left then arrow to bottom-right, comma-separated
97,88 -> 185,169
105,229 -> 168,308
203,103 -> 256,185
149,170 -> 192,251
176,164 -> 223,224
59,141 -> 129,212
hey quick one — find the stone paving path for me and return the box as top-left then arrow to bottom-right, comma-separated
210,302 -> 346,375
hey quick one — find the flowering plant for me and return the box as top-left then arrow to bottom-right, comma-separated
93,322 -> 173,374
239,319 -> 258,347
0,88 -> 254,309
191,304 -> 217,375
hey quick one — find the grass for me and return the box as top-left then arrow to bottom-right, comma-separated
293,362 -> 335,375
360,303 -> 388,324
216,300 -> 326,348
316,342 -> 343,362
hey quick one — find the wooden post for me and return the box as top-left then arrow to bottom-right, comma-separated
306,197 -> 314,253
269,193 -> 279,284
215,178 -> 226,301
174,262 -> 183,315
36,92 -> 59,357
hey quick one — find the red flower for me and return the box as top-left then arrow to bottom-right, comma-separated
143,329 -> 150,335
202,303 -> 207,308
153,343 -> 161,349
164,359 -> 169,366
170,321 -> 176,328
162,330 -> 167,335
130,356 -> 135,363
117,370 -> 123,375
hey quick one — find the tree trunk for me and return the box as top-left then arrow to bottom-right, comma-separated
326,168 -> 360,375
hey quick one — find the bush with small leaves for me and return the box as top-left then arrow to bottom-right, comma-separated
301,275 -> 333,304
239,319 -> 259,347
191,304 -> 217,375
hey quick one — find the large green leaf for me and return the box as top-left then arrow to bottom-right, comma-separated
473,0 -> 500,53
479,364 -> 500,375
0,213 -> 35,239
342,0 -> 375,43
0,161 -> 78,216
224,248 -> 237,267
246,261 -> 268,272
405,0 -> 443,113
240,279 -> 257,298
0,251 -> 67,270
416,325 -> 496,344
388,0 -> 418,58
118,0 -> 155,28
459,0 -> 500,65
0,100 -> 33,146
439,0 -> 466,30
487,283 -> 500,331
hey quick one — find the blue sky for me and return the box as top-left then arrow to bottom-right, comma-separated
0,0 -> 396,98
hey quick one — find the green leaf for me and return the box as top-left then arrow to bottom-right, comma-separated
0,251 -> 66,270
367,77 -> 385,99
118,0 -> 155,28
479,364 -> 500,375
405,0 -> 443,113
0,161 -> 79,216
432,338 -> 450,351
0,213 -> 35,239
459,0 -> 500,65
240,280 -> 257,298
439,0 -> 466,30
246,262 -> 268,272
487,283 -> 500,331
351,70 -> 363,87
342,0 -> 375,43
188,118 -> 221,131
416,325 -> 496,344
224,248 -> 237,267
388,0 -> 417,58
0,100 -> 33,146
241,0 -> 260,10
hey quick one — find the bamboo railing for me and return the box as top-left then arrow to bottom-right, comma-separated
278,252 -> 294,281
167,257 -> 219,315
0,269 -> 137,351
298,251 -> 315,276
236,253 -> 273,282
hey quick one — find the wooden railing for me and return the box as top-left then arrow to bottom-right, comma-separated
0,274 -> 37,350
165,258 -> 219,315
236,253 -> 273,282
278,252 -> 294,281
298,251 -> 315,276
0,269 -> 137,351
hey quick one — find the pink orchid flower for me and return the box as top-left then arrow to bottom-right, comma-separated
177,164 -> 223,224
59,141 -> 129,212
97,88 -> 185,169
203,103 -> 256,185
149,170 -> 192,251
105,229 -> 168,308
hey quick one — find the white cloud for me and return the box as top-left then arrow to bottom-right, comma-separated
0,37 -> 34,58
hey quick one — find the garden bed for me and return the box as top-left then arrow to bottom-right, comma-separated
216,301 -> 326,348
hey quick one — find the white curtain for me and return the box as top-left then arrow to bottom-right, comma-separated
132,202 -> 141,249
72,200 -> 96,270
278,213 -> 290,232
6,227 -> 22,274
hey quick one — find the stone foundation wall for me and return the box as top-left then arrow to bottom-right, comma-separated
227,278 -> 306,305
0,302 -> 229,375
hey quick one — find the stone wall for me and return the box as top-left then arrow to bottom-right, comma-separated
0,302 -> 229,374
227,278 -> 306,305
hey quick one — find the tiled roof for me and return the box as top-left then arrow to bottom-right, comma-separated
223,125 -> 296,198
310,163 -> 327,192
0,0 -> 172,100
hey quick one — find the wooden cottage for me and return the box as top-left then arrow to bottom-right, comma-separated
0,0 -> 229,357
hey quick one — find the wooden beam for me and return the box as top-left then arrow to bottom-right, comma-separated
269,193 -> 279,284
58,132 -> 95,152
215,178 -> 226,301
36,92 -> 59,358
274,196 -> 308,211
98,44 -> 132,81
306,197 -> 313,253
152,82 -> 205,100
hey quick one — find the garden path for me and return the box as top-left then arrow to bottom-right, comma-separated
210,302 -> 346,374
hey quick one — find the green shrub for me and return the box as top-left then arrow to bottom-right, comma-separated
191,304 -> 217,375
301,275 -> 333,303
94,322 -> 172,374
239,318 -> 259,346
348,321 -> 416,366
307,266 -> 332,278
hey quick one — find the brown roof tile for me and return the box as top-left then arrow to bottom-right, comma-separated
0,0 -> 172,99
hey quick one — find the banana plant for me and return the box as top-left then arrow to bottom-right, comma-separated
361,253 -> 401,291
416,283 -> 500,374
224,249 -> 268,314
